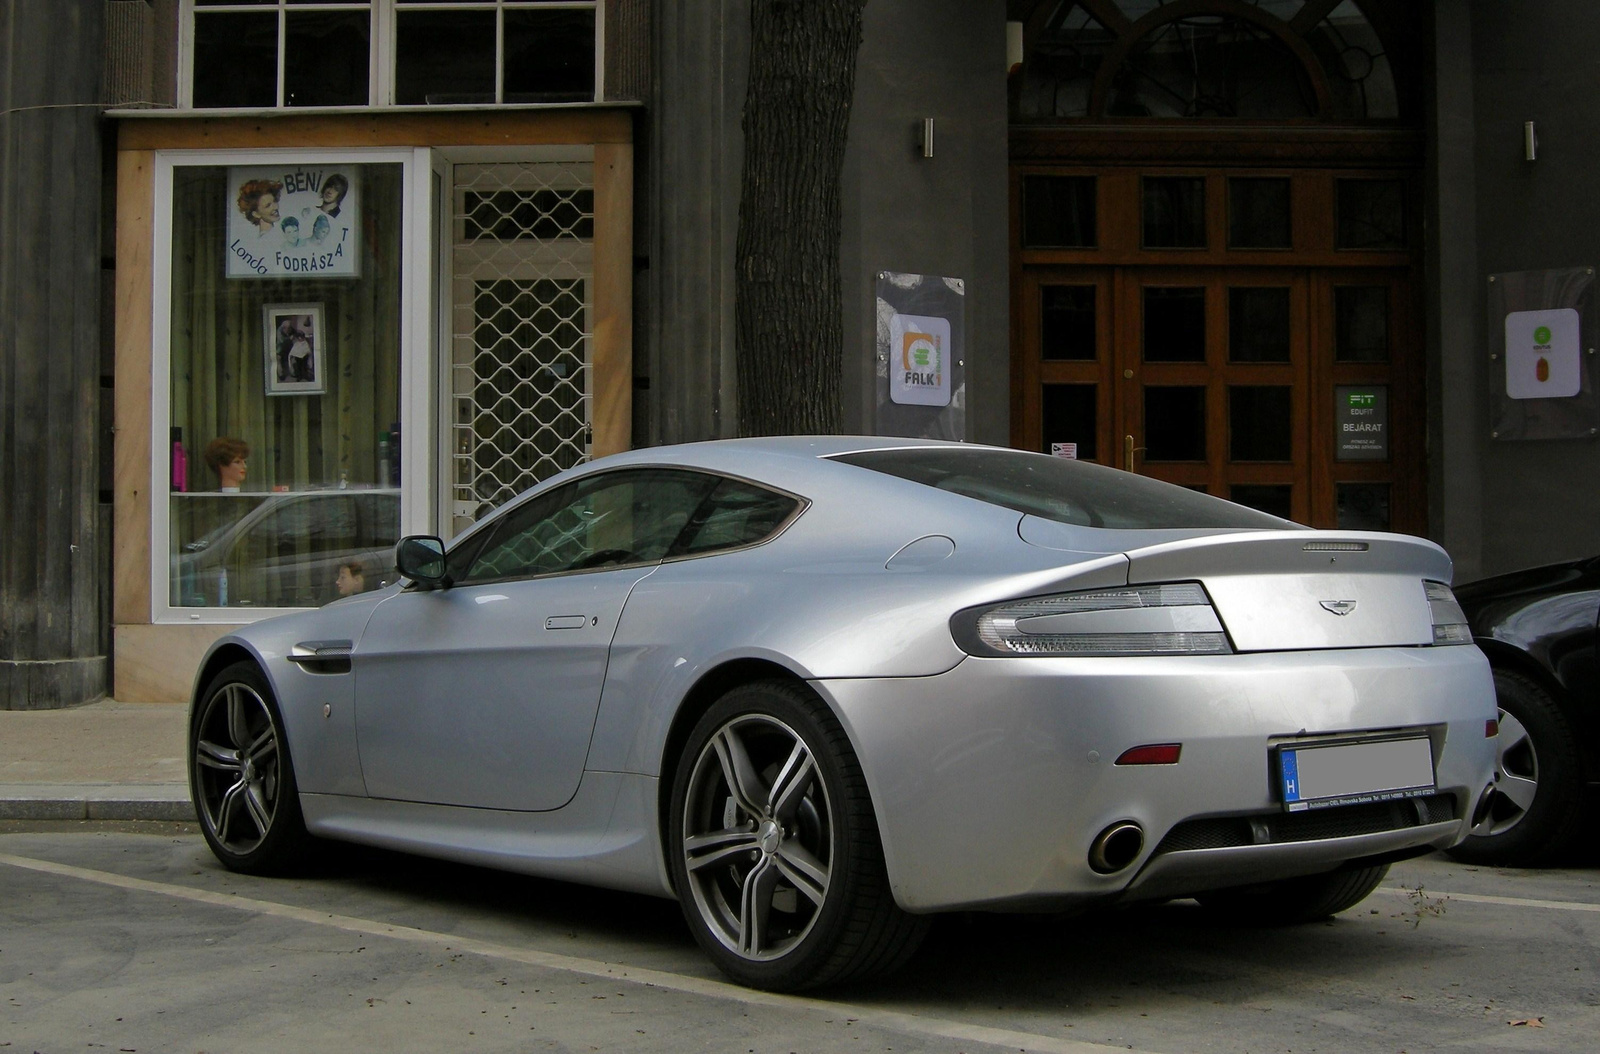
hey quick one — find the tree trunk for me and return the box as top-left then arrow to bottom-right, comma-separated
734,0 -> 865,436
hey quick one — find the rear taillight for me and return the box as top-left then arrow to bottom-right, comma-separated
953,582 -> 1232,657
1424,580 -> 1471,645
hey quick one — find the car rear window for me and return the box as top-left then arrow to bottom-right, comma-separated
831,447 -> 1291,530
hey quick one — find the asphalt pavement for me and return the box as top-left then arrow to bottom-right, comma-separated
0,699 -> 193,821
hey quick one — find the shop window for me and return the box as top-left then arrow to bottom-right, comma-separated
166,161 -> 404,612
1229,386 -> 1293,462
1144,387 -> 1207,461
185,1 -> 598,108
1043,384 -> 1097,461
1335,286 -> 1389,361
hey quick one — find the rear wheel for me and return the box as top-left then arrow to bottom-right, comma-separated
189,661 -> 311,874
667,680 -> 927,990
1197,864 -> 1390,924
1446,669 -> 1586,867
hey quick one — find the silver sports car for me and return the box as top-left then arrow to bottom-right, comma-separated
188,437 -> 1499,990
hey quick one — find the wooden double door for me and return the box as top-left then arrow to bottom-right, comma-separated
1014,265 -> 1421,533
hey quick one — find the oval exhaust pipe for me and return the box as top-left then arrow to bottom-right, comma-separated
1088,821 -> 1145,874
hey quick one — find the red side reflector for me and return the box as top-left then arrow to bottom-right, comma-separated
1486,719 -> 1499,738
1115,743 -> 1182,766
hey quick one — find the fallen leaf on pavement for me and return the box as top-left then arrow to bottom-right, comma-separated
1508,1018 -> 1545,1027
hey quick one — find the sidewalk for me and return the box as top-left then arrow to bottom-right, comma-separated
0,700 -> 194,821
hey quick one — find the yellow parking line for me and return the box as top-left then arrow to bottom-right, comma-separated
0,850 -> 1150,1054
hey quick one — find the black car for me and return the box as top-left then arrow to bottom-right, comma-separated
1448,557 -> 1600,866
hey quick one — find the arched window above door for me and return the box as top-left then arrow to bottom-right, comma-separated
1012,0 -> 1401,121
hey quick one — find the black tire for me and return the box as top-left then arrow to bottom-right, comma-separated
666,679 -> 928,991
188,660 -> 312,874
1446,669 -> 1586,867
1196,863 -> 1390,924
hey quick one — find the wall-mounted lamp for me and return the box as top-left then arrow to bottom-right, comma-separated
1525,120 -> 1538,162
921,117 -> 935,159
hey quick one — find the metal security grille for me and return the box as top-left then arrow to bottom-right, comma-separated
449,159 -> 594,536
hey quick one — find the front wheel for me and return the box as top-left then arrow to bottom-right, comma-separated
1196,863 -> 1390,924
189,661 -> 311,874
667,680 -> 927,990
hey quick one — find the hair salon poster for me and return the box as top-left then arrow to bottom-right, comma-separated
227,165 -> 360,279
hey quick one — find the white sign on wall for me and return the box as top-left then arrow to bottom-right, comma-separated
227,165 -> 361,279
1504,307 -> 1581,399
888,312 -> 952,407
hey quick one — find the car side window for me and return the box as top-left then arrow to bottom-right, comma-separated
668,478 -> 800,557
457,470 -> 721,584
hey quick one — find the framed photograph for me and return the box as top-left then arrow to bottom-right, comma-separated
263,304 -> 326,396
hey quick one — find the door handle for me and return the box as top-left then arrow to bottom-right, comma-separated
545,615 -> 588,630
1124,434 -> 1136,473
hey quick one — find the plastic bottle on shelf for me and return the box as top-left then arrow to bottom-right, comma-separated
378,435 -> 392,488
339,469 -> 349,491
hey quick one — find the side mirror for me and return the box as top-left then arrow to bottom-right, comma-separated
395,535 -> 449,588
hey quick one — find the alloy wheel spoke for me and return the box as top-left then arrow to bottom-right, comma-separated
773,840 -> 829,906
1496,711 -> 1532,769
196,739 -> 242,773
245,726 -> 277,765
737,856 -> 779,956
712,728 -> 768,820
215,777 -> 247,844
1499,772 -> 1538,812
684,828 -> 762,872
227,686 -> 252,749
243,781 -> 272,837
767,741 -> 815,823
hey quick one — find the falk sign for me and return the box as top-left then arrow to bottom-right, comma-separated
888,313 -> 952,407
227,165 -> 361,279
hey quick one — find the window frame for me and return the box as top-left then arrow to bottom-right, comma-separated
438,466 -> 809,589
150,146 -> 432,624
179,0 -> 604,110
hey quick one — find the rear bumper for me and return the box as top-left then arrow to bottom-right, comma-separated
818,645 -> 1496,912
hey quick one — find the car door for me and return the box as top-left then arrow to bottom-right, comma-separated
351,468 -> 720,811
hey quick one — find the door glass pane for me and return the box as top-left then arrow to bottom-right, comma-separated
1337,179 -> 1405,249
1023,176 -> 1096,248
1228,178 -> 1291,249
1335,286 -> 1389,362
1229,386 -> 1292,461
192,12 -> 277,107
1230,484 -> 1292,520
395,10 -> 496,104
1144,287 -> 1206,362
1337,482 -> 1391,530
1043,384 -> 1097,461
1144,387 -> 1206,461
504,9 -> 596,103
1142,177 -> 1206,249
1228,287 -> 1290,362
284,11 -> 370,106
1041,285 -> 1096,360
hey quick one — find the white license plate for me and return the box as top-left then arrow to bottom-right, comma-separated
1279,736 -> 1434,812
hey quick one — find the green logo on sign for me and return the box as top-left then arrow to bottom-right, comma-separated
1534,325 -> 1552,344
913,346 -> 931,367
1349,393 -> 1375,407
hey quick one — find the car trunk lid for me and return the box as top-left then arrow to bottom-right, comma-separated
1120,530 -> 1452,652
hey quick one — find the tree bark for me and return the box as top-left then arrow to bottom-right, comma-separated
734,0 -> 865,436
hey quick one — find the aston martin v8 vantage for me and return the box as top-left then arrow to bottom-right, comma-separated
188,437 -> 1499,990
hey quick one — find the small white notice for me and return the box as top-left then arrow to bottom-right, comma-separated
888,313 -> 952,407
1505,307 -> 1581,399
1050,442 -> 1078,459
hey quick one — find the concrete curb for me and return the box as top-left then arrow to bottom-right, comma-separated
0,784 -> 194,822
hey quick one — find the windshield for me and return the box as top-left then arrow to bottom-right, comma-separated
831,447 -> 1292,531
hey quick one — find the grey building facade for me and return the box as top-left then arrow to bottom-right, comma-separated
0,0 -> 1596,707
